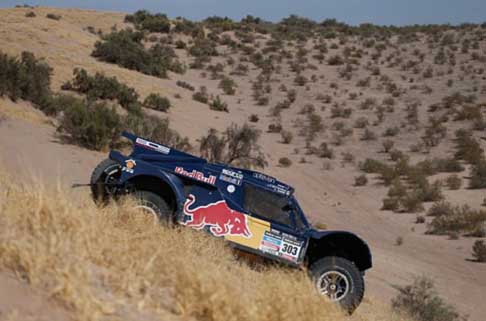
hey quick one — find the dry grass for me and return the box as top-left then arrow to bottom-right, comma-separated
0,174 -> 412,321
0,174 -> 333,321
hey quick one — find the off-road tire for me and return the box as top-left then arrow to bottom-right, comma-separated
90,158 -> 121,204
133,190 -> 172,224
309,256 -> 364,314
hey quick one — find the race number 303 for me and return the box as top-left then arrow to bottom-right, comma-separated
279,240 -> 301,259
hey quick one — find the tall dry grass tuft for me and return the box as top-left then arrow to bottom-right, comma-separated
0,174 -> 411,321
0,174 -> 343,321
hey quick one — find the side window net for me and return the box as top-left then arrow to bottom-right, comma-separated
243,184 -> 291,226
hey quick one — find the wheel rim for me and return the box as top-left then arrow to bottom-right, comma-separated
134,204 -> 159,220
103,166 -> 121,195
317,270 -> 350,302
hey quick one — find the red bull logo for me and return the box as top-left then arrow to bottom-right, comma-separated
182,194 -> 252,238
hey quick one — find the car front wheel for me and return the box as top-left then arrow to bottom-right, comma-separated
309,256 -> 364,314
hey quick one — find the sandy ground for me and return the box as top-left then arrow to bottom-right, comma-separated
1,6 -> 486,321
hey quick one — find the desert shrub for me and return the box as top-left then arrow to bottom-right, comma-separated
176,80 -> 195,91
354,117 -> 369,128
125,113 -> 190,151
57,99 -> 122,150
361,129 -> 377,141
416,216 -> 426,224
0,51 -> 52,107
210,96 -> 229,112
199,123 -> 267,169
472,240 -> 486,262
354,175 -> 368,186
192,86 -> 209,104
25,11 -> 36,17
417,180 -> 443,203
427,204 -> 486,236
268,123 -> 282,133
445,175 -> 462,190
125,10 -> 171,33
469,159 -> 486,189
360,158 -> 386,173
46,13 -> 61,20
317,143 -> 334,159
382,197 -> 400,211
328,54 -> 344,65
392,276 -> 462,321
63,68 -> 139,109
383,126 -> 399,137
143,93 -> 171,112
279,157 -> 292,167
92,29 -> 183,78
249,114 -> 259,122
395,236 -> 404,246
401,190 -> 425,213
305,113 -> 324,141
382,139 -> 394,153
189,37 -> 218,57
427,201 -> 455,217
330,105 -> 352,118
281,130 -> 293,144
454,129 -> 484,165
219,77 -> 237,95
294,74 -> 308,86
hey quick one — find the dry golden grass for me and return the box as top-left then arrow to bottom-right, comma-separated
0,175 -> 410,321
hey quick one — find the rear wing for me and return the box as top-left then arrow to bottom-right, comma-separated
121,131 -> 205,163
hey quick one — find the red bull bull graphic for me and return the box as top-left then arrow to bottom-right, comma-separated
182,194 -> 252,238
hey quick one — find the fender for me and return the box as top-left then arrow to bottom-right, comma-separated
306,230 -> 372,271
109,150 -> 187,213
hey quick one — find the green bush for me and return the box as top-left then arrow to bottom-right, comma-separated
46,13 -> 61,20
469,159 -> 486,189
193,86 -> 209,104
360,158 -> 386,173
472,240 -> 486,262
63,68 -> 139,109
219,77 -> 237,95
210,96 -> 228,112
454,129 -> 484,165
124,113 -> 191,151
278,157 -> 292,167
92,29 -> 184,78
445,175 -> 462,190
392,276 -> 462,321
0,51 -> 52,107
125,10 -> 171,33
57,99 -> 122,151
176,80 -> 195,91
354,175 -> 368,186
280,130 -> 293,144
199,123 -> 267,169
427,204 -> 486,236
143,93 -> 171,112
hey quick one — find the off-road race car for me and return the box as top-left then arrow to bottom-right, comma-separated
90,132 -> 372,313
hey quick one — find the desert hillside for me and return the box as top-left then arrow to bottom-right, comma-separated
1,6 -> 486,321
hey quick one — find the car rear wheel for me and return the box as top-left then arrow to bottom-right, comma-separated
132,190 -> 173,224
90,158 -> 122,205
309,256 -> 364,314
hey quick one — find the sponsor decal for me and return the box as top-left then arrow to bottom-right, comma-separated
266,183 -> 291,196
227,185 -> 236,193
219,169 -> 243,186
259,230 -> 302,262
122,159 -> 136,174
182,194 -> 252,238
253,172 -> 276,184
259,231 -> 282,255
175,167 -> 216,185
135,138 -> 171,154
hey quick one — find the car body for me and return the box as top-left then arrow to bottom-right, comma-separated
91,131 -> 372,312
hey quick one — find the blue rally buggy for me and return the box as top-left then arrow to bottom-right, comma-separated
90,132 -> 372,313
